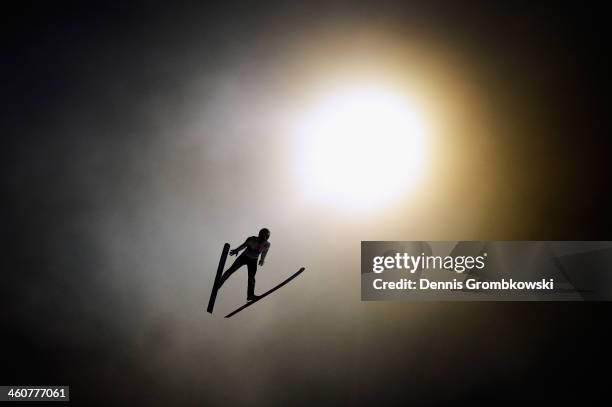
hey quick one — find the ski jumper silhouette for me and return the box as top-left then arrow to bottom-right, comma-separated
218,228 -> 270,301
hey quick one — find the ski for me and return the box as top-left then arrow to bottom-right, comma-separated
206,243 -> 230,314
224,267 -> 306,318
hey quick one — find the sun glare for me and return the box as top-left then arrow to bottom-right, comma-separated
295,85 -> 428,210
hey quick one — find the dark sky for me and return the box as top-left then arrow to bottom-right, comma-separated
2,1 -> 612,405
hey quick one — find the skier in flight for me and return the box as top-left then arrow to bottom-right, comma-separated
218,228 -> 271,301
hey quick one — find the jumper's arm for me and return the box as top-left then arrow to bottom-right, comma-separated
230,239 -> 249,256
260,243 -> 270,262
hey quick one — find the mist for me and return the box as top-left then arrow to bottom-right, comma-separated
3,2 -> 612,404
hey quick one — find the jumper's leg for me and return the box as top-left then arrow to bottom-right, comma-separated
246,259 -> 257,300
219,256 -> 247,287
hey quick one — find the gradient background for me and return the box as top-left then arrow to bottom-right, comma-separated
3,1 -> 612,404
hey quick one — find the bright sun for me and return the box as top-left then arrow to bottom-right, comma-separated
295,85 -> 428,210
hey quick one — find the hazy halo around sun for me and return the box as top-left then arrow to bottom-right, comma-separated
294,83 -> 429,211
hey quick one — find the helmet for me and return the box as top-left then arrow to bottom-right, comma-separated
259,228 -> 270,240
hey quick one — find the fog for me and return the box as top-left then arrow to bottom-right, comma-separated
3,2 -> 612,404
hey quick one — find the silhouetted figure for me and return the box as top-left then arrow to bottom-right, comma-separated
219,228 -> 271,301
